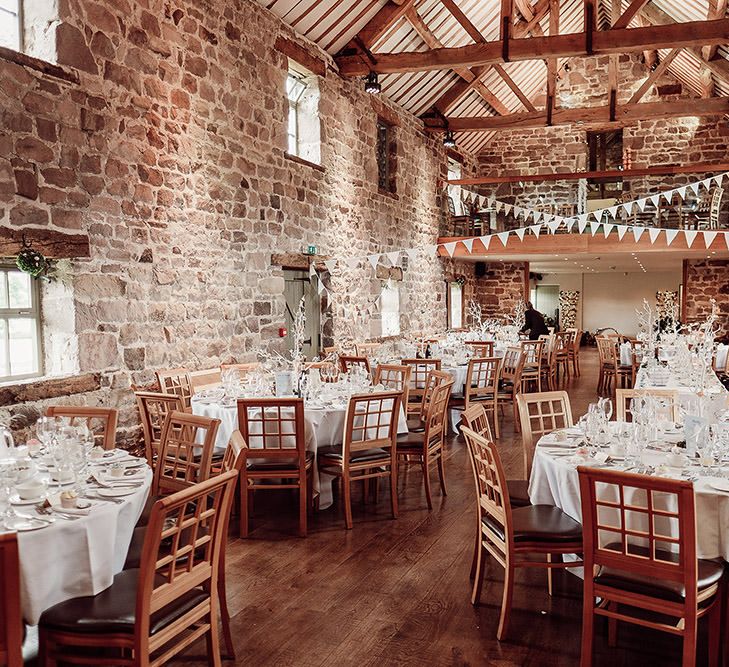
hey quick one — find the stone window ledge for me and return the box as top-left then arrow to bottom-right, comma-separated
284,152 -> 325,173
0,45 -> 79,84
377,188 -> 400,201
0,373 -> 101,407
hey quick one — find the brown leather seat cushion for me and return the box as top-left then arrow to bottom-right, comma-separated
39,569 -> 208,635
594,543 -> 724,603
247,450 -> 313,471
482,505 -> 582,544
318,445 -> 390,464
506,479 -> 531,508
396,432 -> 440,451
406,417 -> 425,433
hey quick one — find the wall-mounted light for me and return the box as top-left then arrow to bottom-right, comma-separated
443,129 -> 456,148
364,71 -> 381,94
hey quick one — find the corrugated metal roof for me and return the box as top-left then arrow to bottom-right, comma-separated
259,0 -> 729,154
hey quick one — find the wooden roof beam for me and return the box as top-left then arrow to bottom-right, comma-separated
428,95 -> 729,132
338,0 -> 417,57
627,47 -> 681,103
704,0 -> 728,60
440,0 -> 486,43
612,0 -> 651,30
492,64 -> 537,111
547,0 -> 560,122
336,18 -> 729,75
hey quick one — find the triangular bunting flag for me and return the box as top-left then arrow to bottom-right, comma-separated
649,195 -> 660,207
531,224 -> 542,239
345,256 -> 360,269
497,231 -> 510,246
665,229 -> 679,246
386,251 -> 400,266
684,230 -> 698,248
578,214 -> 589,234
564,218 -> 575,233
689,182 -> 700,195
309,263 -> 316,277
425,244 -> 439,255
661,190 -> 675,205
367,255 -> 379,269
591,210 -> 603,222
533,212 -> 542,223
480,235 -> 491,250
504,204 -> 513,216
515,228 -> 527,241
617,225 -> 628,240
637,199 -> 648,212
607,206 -> 619,219
633,226 -> 645,242
648,228 -> 661,244
713,174 -> 725,187
547,220 -> 561,234
494,201 -> 503,213
703,231 -> 718,248
677,186 -> 687,201
405,247 -> 419,262
590,220 -> 600,236
316,278 -> 326,294
603,223 -> 614,238
462,238 -> 475,252
701,178 -> 713,191
724,232 -> 729,249
622,203 -> 634,216
442,241 -> 457,257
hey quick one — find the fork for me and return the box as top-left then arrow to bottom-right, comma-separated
35,504 -> 80,521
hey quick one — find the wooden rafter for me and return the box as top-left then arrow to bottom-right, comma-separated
607,0 -> 620,120
612,0 -> 651,30
547,0 -> 560,123
704,0 -> 729,60
448,161 -> 729,185
492,64 -> 537,112
427,95 -> 729,132
336,18 -> 729,75
338,0 -> 417,58
627,48 -> 680,103
440,0 -> 485,43
501,0 -> 513,61
406,9 -> 509,115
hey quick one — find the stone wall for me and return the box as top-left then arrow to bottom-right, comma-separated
0,0 -> 458,443
684,260 -> 729,340
476,54 -> 728,206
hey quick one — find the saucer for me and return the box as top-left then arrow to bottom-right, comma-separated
708,479 -> 729,493
10,493 -> 47,505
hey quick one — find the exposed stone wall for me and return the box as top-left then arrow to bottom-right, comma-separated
0,0 -> 459,443
476,54 -> 727,206
684,260 -> 729,340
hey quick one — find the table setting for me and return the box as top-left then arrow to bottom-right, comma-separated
0,418 -> 151,624
529,396 -> 729,559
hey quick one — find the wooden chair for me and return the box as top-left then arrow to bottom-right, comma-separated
553,331 -> 572,386
519,339 -> 544,392
539,334 -> 557,390
402,358 -> 442,418
465,341 -> 494,357
461,404 -> 530,509
462,426 -> 582,640
220,362 -> 260,375
156,368 -> 194,409
0,533 -> 22,667
44,406 -> 118,450
373,363 -> 412,408
237,398 -> 312,537
39,471 -> 239,667
517,391 -> 573,481
135,391 -> 184,467
456,357 -> 501,439
615,389 -> 680,423
339,355 -> 371,376
190,367 -> 222,391
318,391 -> 402,529
397,380 -> 454,510
497,347 -> 524,433
567,328 -> 582,377
596,337 -> 632,396
355,342 -> 380,357
577,467 -> 724,667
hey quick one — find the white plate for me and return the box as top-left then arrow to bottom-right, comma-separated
96,487 -> 136,498
3,515 -> 52,531
708,479 -> 729,493
10,493 -> 47,505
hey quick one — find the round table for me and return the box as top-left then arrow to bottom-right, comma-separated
529,429 -> 729,560
191,396 -> 408,509
4,462 -> 151,625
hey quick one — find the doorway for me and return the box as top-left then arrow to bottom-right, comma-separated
533,284 -> 560,328
283,269 -> 321,359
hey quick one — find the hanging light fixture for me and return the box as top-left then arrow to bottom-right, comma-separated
364,71 -> 381,94
443,129 -> 456,148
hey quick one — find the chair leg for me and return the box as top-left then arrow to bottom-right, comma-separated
547,554 -> 553,596
471,540 -> 486,604
298,475 -> 307,537
436,453 -> 447,496
496,558 -> 514,640
206,603 -> 223,667
469,521 -> 480,580
38,629 -> 54,667
580,585 -> 595,667
239,480 -> 249,539
682,612 -> 698,667
708,598 -> 721,667
422,460 -> 433,510
218,573 -> 235,660
343,475 -> 354,529
607,603 -> 618,646
492,403 -> 500,439
389,468 -> 398,519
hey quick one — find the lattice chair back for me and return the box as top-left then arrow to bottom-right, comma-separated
156,368 -> 194,409
237,398 -> 306,467
135,391 -> 184,466
461,403 -> 493,441
373,364 -> 412,407
45,405 -> 118,450
342,391 -> 402,461
615,389 -> 680,423
153,411 -> 219,497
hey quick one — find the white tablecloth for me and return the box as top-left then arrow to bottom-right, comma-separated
716,344 -> 728,372
529,434 -> 729,560
8,468 -> 151,625
191,397 -> 408,509
635,366 -> 727,397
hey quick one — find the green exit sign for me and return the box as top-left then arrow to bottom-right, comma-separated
304,244 -> 317,256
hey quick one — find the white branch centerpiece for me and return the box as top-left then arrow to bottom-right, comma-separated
636,299 -> 659,367
258,296 -> 307,394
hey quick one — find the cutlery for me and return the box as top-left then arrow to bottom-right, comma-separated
17,513 -> 54,525
83,493 -> 123,505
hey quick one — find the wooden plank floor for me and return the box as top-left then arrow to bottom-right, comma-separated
26,350 -> 715,666
170,349 -> 718,666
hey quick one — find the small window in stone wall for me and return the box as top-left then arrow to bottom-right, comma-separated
447,281 -> 463,330
286,64 -> 321,165
0,266 -> 42,382
380,282 -> 400,337
376,119 -> 397,193
0,0 -> 22,51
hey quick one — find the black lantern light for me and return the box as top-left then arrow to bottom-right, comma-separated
443,129 -> 456,148
364,71 -> 381,94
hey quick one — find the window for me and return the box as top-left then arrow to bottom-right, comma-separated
376,119 -> 396,193
447,281 -> 463,329
447,158 -> 464,216
380,281 -> 400,337
0,267 -> 42,381
0,0 -> 21,51
286,65 -> 321,164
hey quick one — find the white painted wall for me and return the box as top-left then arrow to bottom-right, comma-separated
530,270 -> 681,336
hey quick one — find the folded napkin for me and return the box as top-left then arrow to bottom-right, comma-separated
47,493 -> 97,516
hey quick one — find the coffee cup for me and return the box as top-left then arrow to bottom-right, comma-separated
16,477 -> 47,500
666,451 -> 685,468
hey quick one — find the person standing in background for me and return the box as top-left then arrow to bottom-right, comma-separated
521,301 -> 549,340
